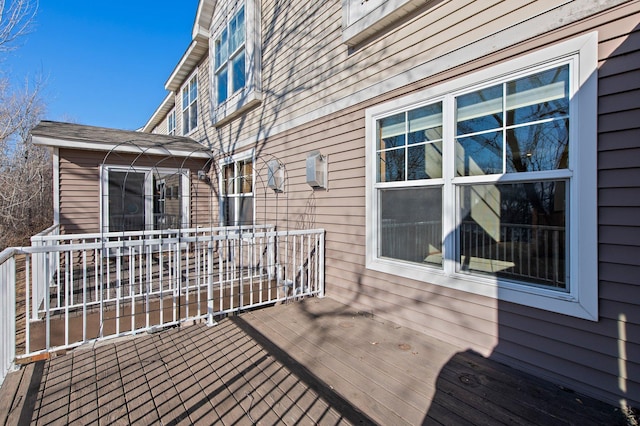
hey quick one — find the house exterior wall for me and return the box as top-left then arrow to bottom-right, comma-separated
148,0 -> 640,407
57,148 -> 215,234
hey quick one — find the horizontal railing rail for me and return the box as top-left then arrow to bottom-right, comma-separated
2,225 -> 324,364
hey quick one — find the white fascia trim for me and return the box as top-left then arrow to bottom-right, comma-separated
32,135 -> 212,159
165,33 -> 208,92
142,92 -> 175,133
230,0 -> 622,152
365,32 -> 598,321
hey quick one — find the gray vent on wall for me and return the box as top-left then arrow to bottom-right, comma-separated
306,151 -> 327,189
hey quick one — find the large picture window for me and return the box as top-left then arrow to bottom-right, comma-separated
366,34 -> 598,319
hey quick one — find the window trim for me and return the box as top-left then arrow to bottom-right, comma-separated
210,0 -> 262,126
100,165 -> 191,233
365,33 -> 598,320
218,149 -> 255,227
341,0 -> 437,46
181,73 -> 198,135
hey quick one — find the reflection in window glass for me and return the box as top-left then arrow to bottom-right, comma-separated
458,181 -> 567,289
232,50 -> 246,93
456,85 -> 503,135
377,102 -> 443,182
377,149 -> 405,182
506,65 -> 569,126
456,131 -> 503,176
380,187 -> 442,266
506,120 -> 568,172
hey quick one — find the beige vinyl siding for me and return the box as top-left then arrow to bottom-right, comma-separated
58,148 -> 213,234
206,0 -> 627,151
242,1 -> 640,407
58,150 -> 101,234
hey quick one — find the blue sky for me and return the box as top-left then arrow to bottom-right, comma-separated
3,0 -> 199,130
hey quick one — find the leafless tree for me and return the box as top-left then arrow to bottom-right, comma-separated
0,0 -> 38,52
0,0 -> 49,250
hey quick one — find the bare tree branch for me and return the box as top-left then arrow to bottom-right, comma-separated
0,0 -> 38,52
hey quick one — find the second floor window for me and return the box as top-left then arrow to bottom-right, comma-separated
215,6 -> 245,106
167,109 -> 176,135
182,76 -> 198,135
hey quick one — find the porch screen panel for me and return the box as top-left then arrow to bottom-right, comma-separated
108,171 -> 145,232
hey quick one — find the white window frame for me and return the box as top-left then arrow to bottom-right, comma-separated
210,0 -> 262,126
181,73 -> 198,135
100,166 -> 191,233
219,150 -> 255,227
167,108 -> 176,135
365,33 -> 598,320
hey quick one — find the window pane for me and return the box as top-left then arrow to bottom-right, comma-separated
237,195 -> 253,226
456,131 -> 503,176
222,164 -> 234,194
380,187 -> 442,266
408,103 -> 442,144
456,84 -> 503,135
408,142 -> 442,180
217,68 -> 228,104
230,6 -> 245,52
182,87 -> 189,109
222,196 -> 234,226
378,148 -> 405,182
216,28 -> 228,68
182,110 -> 190,135
239,160 -> 252,193
189,103 -> 198,131
190,79 -> 198,103
232,49 -> 246,93
506,119 -> 569,172
377,113 -> 405,150
506,65 -> 569,126
458,181 -> 567,289
154,174 -> 182,230
108,172 -> 145,232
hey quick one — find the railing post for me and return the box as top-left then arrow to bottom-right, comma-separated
318,231 -> 325,298
0,250 -> 17,386
207,240 -> 216,326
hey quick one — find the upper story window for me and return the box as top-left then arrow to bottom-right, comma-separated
211,0 -> 262,125
366,33 -> 598,320
182,75 -> 198,135
167,109 -> 176,135
215,6 -> 245,105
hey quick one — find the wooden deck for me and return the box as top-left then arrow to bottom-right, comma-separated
0,297 -> 628,425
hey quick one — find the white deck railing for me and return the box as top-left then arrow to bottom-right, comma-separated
0,248 -> 18,386
0,225 -> 324,374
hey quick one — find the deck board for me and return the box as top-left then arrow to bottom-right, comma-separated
0,297 -> 629,425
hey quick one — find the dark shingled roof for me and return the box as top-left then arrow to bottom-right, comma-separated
31,120 -> 212,158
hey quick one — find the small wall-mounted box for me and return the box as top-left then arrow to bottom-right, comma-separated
306,151 -> 327,189
267,159 -> 285,192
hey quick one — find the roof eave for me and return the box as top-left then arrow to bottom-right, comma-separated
32,135 -> 213,159
142,93 -> 176,133
165,33 -> 209,92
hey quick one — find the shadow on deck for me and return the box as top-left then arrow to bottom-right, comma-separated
0,298 -> 630,425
